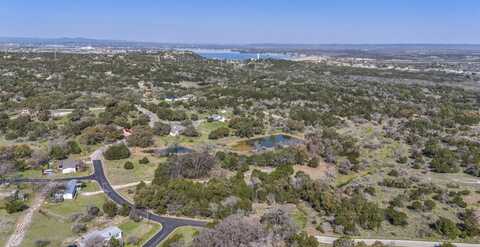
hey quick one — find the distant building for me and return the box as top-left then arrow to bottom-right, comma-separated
169,124 -> 186,136
59,159 -> 84,174
208,114 -> 226,122
75,226 -> 123,247
63,179 -> 78,200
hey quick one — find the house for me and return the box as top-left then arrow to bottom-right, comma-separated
59,159 -> 84,174
169,124 -> 186,136
75,226 -> 123,247
63,179 -> 78,200
208,114 -> 226,122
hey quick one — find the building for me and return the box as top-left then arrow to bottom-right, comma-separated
169,124 -> 186,136
208,114 -> 226,122
75,226 -> 123,247
63,179 -> 78,200
59,159 -> 84,174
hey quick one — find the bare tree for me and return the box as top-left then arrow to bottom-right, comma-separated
193,214 -> 268,247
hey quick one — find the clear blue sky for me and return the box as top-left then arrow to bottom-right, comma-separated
1,0 -> 479,44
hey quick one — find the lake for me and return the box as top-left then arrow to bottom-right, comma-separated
183,49 -> 291,61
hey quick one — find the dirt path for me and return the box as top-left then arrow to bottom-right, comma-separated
81,181 -> 151,196
5,184 -> 53,247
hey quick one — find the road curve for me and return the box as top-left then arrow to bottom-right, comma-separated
92,160 -> 207,247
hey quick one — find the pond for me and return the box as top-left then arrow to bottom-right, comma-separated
233,134 -> 303,152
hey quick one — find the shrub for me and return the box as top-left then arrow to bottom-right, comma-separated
34,240 -> 51,247
424,199 -> 436,211
104,144 -> 130,160
139,157 -> 150,164
153,122 -> 171,136
5,199 -> 28,214
433,217 -> 461,239
208,127 -> 230,139
102,201 -> 118,217
124,161 -> 134,170
408,201 -> 422,211
384,207 -> 408,226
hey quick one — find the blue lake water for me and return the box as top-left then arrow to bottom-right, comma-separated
184,49 -> 291,61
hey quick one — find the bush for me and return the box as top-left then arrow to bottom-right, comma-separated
139,157 -> 150,164
5,199 -> 28,214
408,201 -> 422,211
433,217 -> 461,239
72,223 -> 87,234
333,236 -> 355,247
104,144 -> 130,160
153,122 -> 171,136
119,204 -> 131,216
124,161 -> 134,170
102,201 -> 118,217
34,240 -> 51,247
127,125 -> 154,147
384,207 -> 408,226
424,199 -> 436,211
182,125 -> 200,137
208,127 -> 230,139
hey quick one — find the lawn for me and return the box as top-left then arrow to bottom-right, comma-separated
104,153 -> 163,185
0,210 -> 21,246
23,192 -> 162,246
159,226 -> 200,247
119,220 -> 162,247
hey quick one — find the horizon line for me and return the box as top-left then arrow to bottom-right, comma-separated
1,36 -> 480,46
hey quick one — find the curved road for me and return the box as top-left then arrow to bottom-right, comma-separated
92,160 -> 207,246
1,164 -> 206,247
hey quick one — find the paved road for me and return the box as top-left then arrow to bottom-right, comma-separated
1,174 -> 95,184
92,160 -> 207,247
316,236 -> 480,247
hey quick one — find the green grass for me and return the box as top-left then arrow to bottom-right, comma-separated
159,226 -> 200,247
22,211 -> 75,246
104,155 -> 162,185
291,207 -> 308,229
119,220 -> 162,247
0,210 -> 21,246
43,193 -> 107,216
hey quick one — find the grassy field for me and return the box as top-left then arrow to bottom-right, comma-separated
104,153 -> 164,185
119,220 -> 161,247
159,226 -> 200,247
0,210 -> 21,246
22,192 -> 161,246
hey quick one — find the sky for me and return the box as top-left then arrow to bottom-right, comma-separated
0,0 -> 479,44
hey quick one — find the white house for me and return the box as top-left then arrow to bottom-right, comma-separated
63,179 -> 78,200
59,159 -> 84,174
76,226 -> 123,247
169,124 -> 186,136
208,114 -> 226,122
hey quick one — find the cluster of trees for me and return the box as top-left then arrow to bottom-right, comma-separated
104,144 -> 131,160
0,144 -> 48,175
306,129 -> 360,165
157,152 -> 216,179
228,117 -> 264,138
208,127 -> 230,139
191,212 -> 318,247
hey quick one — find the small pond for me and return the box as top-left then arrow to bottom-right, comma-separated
233,134 -> 303,152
